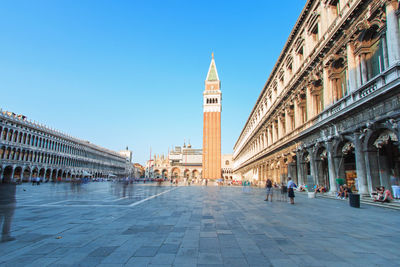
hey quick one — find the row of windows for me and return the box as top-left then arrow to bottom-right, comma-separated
0,146 -> 125,171
0,124 -> 125,167
242,25 -> 387,158
206,98 -> 218,104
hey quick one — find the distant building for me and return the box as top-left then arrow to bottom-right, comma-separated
0,109 -> 127,182
146,142 -> 239,181
118,147 -> 132,163
221,154 -> 238,180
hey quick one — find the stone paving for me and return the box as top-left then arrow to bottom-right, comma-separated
0,182 -> 399,267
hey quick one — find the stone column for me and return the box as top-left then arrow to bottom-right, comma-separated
296,150 -> 304,185
11,167 -> 15,183
386,0 -> 400,66
354,132 -> 369,196
306,86 -> 313,119
0,167 -> 3,181
308,148 -> 317,185
355,54 -> 362,88
294,100 -> 300,128
360,54 -> 368,84
285,109 -> 290,132
381,33 -> 389,69
347,42 -> 358,92
323,67 -> 331,108
326,141 -> 338,194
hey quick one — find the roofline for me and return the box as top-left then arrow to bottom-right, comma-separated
234,0 -> 315,149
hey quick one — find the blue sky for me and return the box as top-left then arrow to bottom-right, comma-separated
1,0 -> 306,164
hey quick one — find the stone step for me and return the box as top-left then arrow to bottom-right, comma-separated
305,192 -> 400,210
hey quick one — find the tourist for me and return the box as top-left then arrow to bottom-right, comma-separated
265,179 -> 273,202
337,185 -> 345,199
280,182 -> 288,202
287,177 -> 296,204
36,177 -> 41,186
0,177 -> 16,242
374,186 -> 394,203
343,184 -> 352,198
298,184 -> 306,192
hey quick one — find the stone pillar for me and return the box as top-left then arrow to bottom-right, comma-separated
285,109 -> 290,132
381,33 -> 389,69
10,167 -> 15,183
294,100 -> 300,128
0,167 -> 3,181
354,132 -> 369,196
360,54 -> 368,84
386,0 -> 400,66
323,67 -> 331,108
355,54 -> 362,88
306,86 -> 313,119
326,141 -> 338,194
347,42 -> 358,92
308,148 -> 317,185
296,150 -> 304,185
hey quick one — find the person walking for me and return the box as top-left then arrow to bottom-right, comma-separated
287,177 -> 296,204
0,177 -> 16,242
265,179 -> 273,202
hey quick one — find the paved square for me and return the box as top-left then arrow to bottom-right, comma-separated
0,183 -> 399,266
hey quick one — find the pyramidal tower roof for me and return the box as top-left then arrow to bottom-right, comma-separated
206,52 -> 219,81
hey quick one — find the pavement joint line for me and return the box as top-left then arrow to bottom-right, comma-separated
42,199 -> 70,206
16,187 -> 178,208
128,187 -> 179,207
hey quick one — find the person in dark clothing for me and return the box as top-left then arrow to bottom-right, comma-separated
0,177 -> 16,242
265,179 -> 273,202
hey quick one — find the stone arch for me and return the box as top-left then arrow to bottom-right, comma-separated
171,167 -> 180,179
183,169 -> 190,179
8,129 -> 13,141
23,167 -> 31,182
161,169 -> 168,179
14,166 -> 23,181
364,127 -> 400,194
57,169 -> 63,181
0,146 -> 4,159
39,168 -> 45,179
2,165 -> 14,182
45,168 -> 52,181
192,169 -> 200,179
1,128 -> 7,140
334,139 -> 356,190
299,150 -> 311,185
154,169 -> 160,178
32,167 -> 39,178
314,145 -> 330,189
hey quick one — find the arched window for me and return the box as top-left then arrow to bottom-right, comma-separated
225,160 -> 229,165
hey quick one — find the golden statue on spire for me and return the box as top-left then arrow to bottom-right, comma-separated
212,52 -> 214,59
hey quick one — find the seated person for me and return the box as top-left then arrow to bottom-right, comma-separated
374,186 -> 393,203
314,185 -> 320,193
337,185 -> 345,199
343,184 -> 352,198
320,186 -> 327,193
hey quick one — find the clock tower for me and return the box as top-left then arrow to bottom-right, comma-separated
202,53 -> 222,180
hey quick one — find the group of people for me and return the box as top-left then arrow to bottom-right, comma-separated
264,178 -> 296,204
373,186 -> 394,203
336,184 -> 352,199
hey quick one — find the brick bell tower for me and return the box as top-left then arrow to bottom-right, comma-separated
202,53 -> 221,180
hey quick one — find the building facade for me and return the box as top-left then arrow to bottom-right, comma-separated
203,53 -> 222,179
0,110 -> 127,182
146,143 -> 203,180
233,0 -> 400,195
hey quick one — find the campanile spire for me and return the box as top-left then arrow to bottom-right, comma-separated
202,53 -> 222,179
